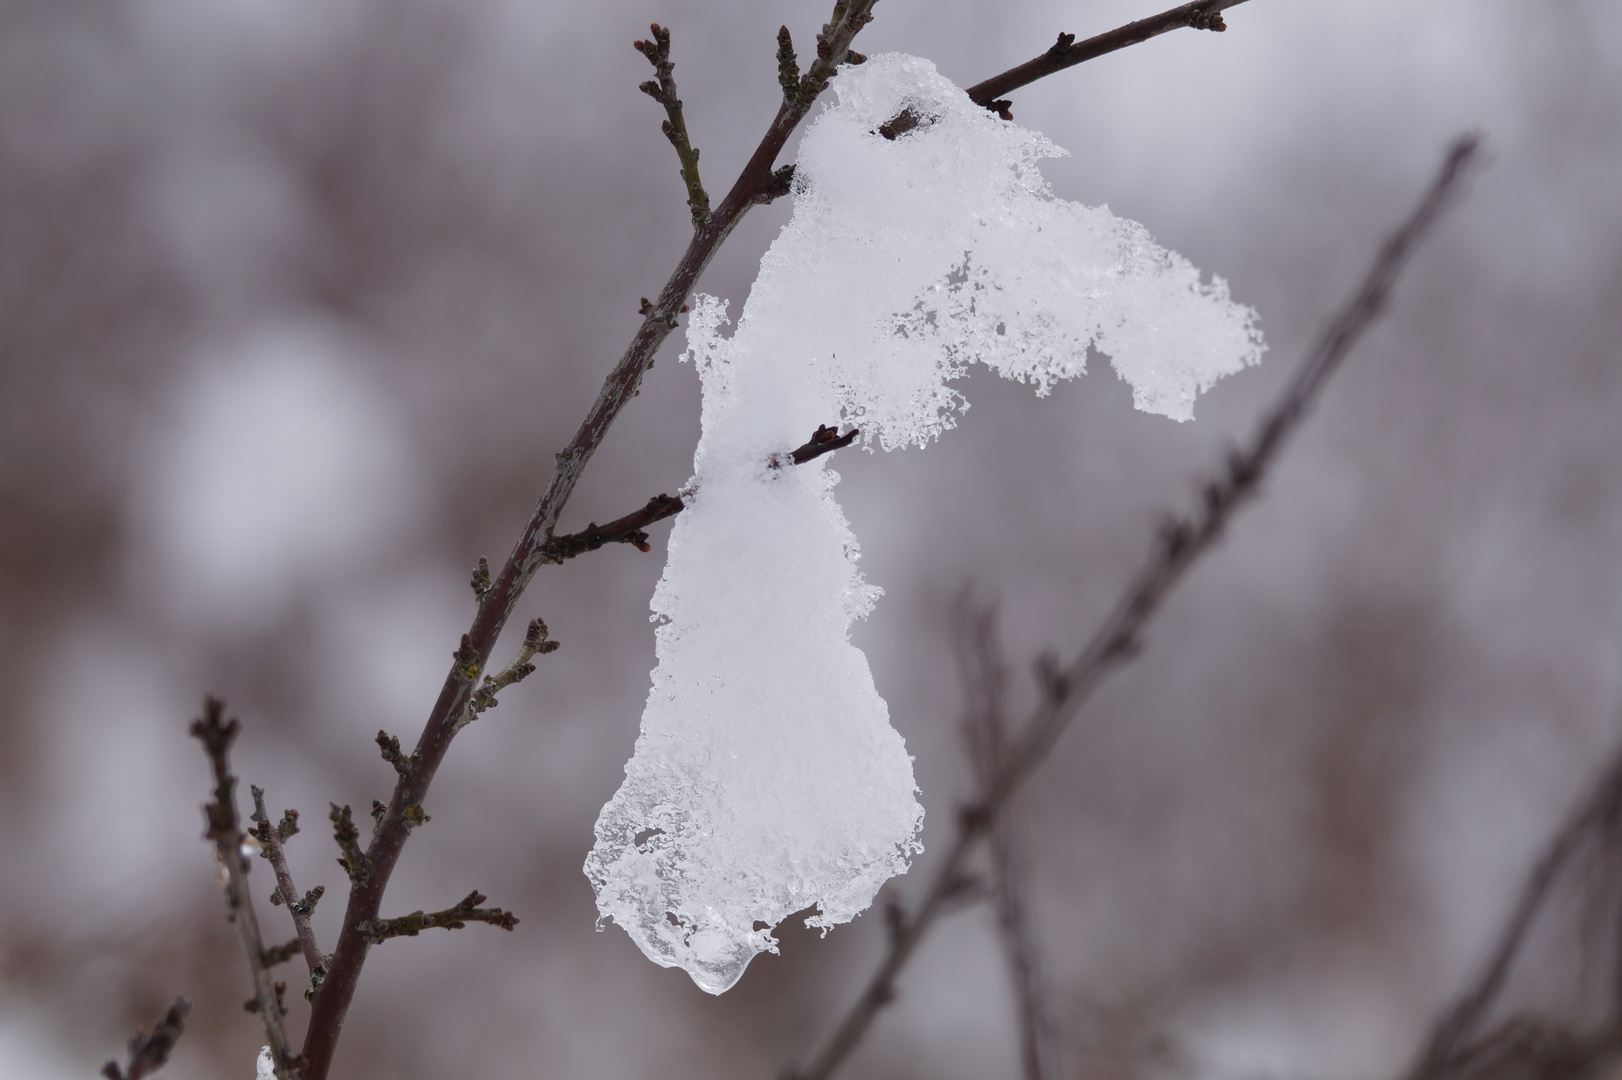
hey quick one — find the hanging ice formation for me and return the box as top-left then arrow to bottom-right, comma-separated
584,54 -> 1265,994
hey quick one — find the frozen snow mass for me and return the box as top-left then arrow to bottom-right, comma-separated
584,53 -> 1265,994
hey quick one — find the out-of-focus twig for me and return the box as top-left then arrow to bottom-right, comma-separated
1401,740 -> 1622,1080
101,997 -> 190,1080
191,699 -> 297,1079
955,598 -> 1061,1080
787,135 -> 1483,1080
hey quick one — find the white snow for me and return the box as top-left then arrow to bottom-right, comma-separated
585,53 -> 1263,995
256,1046 -> 274,1080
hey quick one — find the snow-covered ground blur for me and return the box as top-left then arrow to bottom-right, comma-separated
1,1 -> 1619,1078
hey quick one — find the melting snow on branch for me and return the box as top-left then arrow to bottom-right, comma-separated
585,54 -> 1264,995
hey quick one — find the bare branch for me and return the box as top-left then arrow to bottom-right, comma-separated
785,424 -> 860,466
635,24 -> 712,227
250,788 -> 325,980
454,616 -> 560,733
190,699 -> 298,1079
541,494 -> 686,563
788,136 -> 1483,1080
965,0 -> 1252,111
361,890 -> 519,943
101,997 -> 190,1080
955,599 -> 1060,1080
295,3 -> 1274,1073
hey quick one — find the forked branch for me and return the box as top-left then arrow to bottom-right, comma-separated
191,699 -> 298,1079
786,135 -> 1483,1080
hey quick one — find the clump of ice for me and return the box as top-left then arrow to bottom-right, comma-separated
585,53 -> 1263,995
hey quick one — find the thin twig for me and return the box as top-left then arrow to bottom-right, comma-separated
955,599 -> 1060,1080
965,0 -> 1251,110
788,136 -> 1482,1080
190,699 -> 297,1079
635,24 -> 712,227
250,788 -> 325,978
361,890 -> 519,944
541,494 -> 686,562
454,616 -> 560,733
787,424 -> 860,466
101,997 -> 190,1080
295,5 -> 1276,1073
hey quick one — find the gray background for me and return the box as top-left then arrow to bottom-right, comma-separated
1,1 -> 1620,1077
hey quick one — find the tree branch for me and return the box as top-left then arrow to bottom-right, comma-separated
454,616 -> 560,734
965,0 -> 1252,110
787,135 -> 1482,1080
294,3 -> 1280,1073
955,599 -> 1060,1080
101,998 -> 190,1080
360,890 -> 519,944
635,24 -> 712,227
541,494 -> 686,562
190,699 -> 298,1079
250,788 -> 325,980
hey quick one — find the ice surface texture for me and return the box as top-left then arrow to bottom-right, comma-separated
585,54 -> 1264,995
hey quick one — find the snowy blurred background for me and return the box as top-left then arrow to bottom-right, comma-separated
2,0 -> 1620,1077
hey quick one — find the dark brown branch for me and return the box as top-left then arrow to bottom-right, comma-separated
955,600 -> 1059,1080
541,494 -> 686,562
1401,742 -> 1622,1080
789,136 -> 1482,1080
101,997 -> 190,1080
636,24 -> 712,227
542,425 -> 855,559
190,699 -> 297,1079
361,890 -> 519,944
250,787 -> 325,979
787,424 -> 860,465
296,3 -> 1269,1073
965,0 -> 1251,109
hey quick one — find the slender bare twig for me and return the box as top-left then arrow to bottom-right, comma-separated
101,997 -> 190,1080
455,616 -> 560,733
1402,743 -> 1622,1080
965,0 -> 1251,110
636,24 -> 712,227
293,5 -> 1260,1074
250,788 -> 325,979
956,599 -> 1060,1080
361,890 -> 519,944
541,495 -> 687,562
190,699 -> 297,1079
788,136 -> 1482,1080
